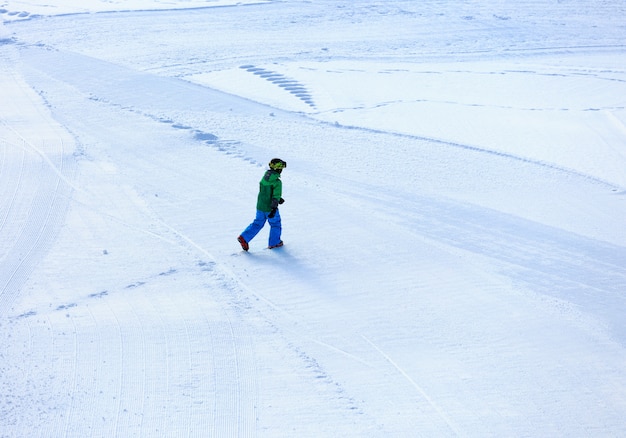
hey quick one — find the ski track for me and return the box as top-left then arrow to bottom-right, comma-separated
0,89 -> 77,317
2,2 -> 626,436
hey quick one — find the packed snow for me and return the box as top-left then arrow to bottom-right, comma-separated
1,0 -> 626,436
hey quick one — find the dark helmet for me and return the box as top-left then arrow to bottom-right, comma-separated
269,158 -> 287,171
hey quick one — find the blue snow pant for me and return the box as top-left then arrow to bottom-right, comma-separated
240,209 -> 282,247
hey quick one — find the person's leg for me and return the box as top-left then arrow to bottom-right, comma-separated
241,210 -> 267,243
267,209 -> 282,247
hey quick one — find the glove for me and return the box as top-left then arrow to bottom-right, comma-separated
268,208 -> 277,218
279,198 -> 285,204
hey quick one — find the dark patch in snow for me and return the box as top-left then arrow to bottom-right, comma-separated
56,303 -> 77,311
165,121 -> 260,165
193,130 -> 218,143
125,281 -> 146,289
89,290 -> 109,298
159,268 -> 177,276
1,9 -> 40,21
143,106 -> 260,167
197,260 -> 216,271
240,65 -> 317,109
14,310 -> 37,320
288,343 -> 364,415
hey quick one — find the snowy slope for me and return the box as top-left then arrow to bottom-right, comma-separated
2,1 -> 626,437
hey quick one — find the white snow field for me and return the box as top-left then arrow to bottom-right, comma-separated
1,0 -> 626,436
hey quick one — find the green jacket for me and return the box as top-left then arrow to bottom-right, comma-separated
256,169 -> 282,212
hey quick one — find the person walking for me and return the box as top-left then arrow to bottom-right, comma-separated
237,158 -> 286,251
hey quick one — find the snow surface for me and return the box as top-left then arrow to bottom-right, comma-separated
1,0 -> 626,436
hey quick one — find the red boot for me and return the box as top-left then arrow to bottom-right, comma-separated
268,241 -> 283,249
237,235 -> 249,251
